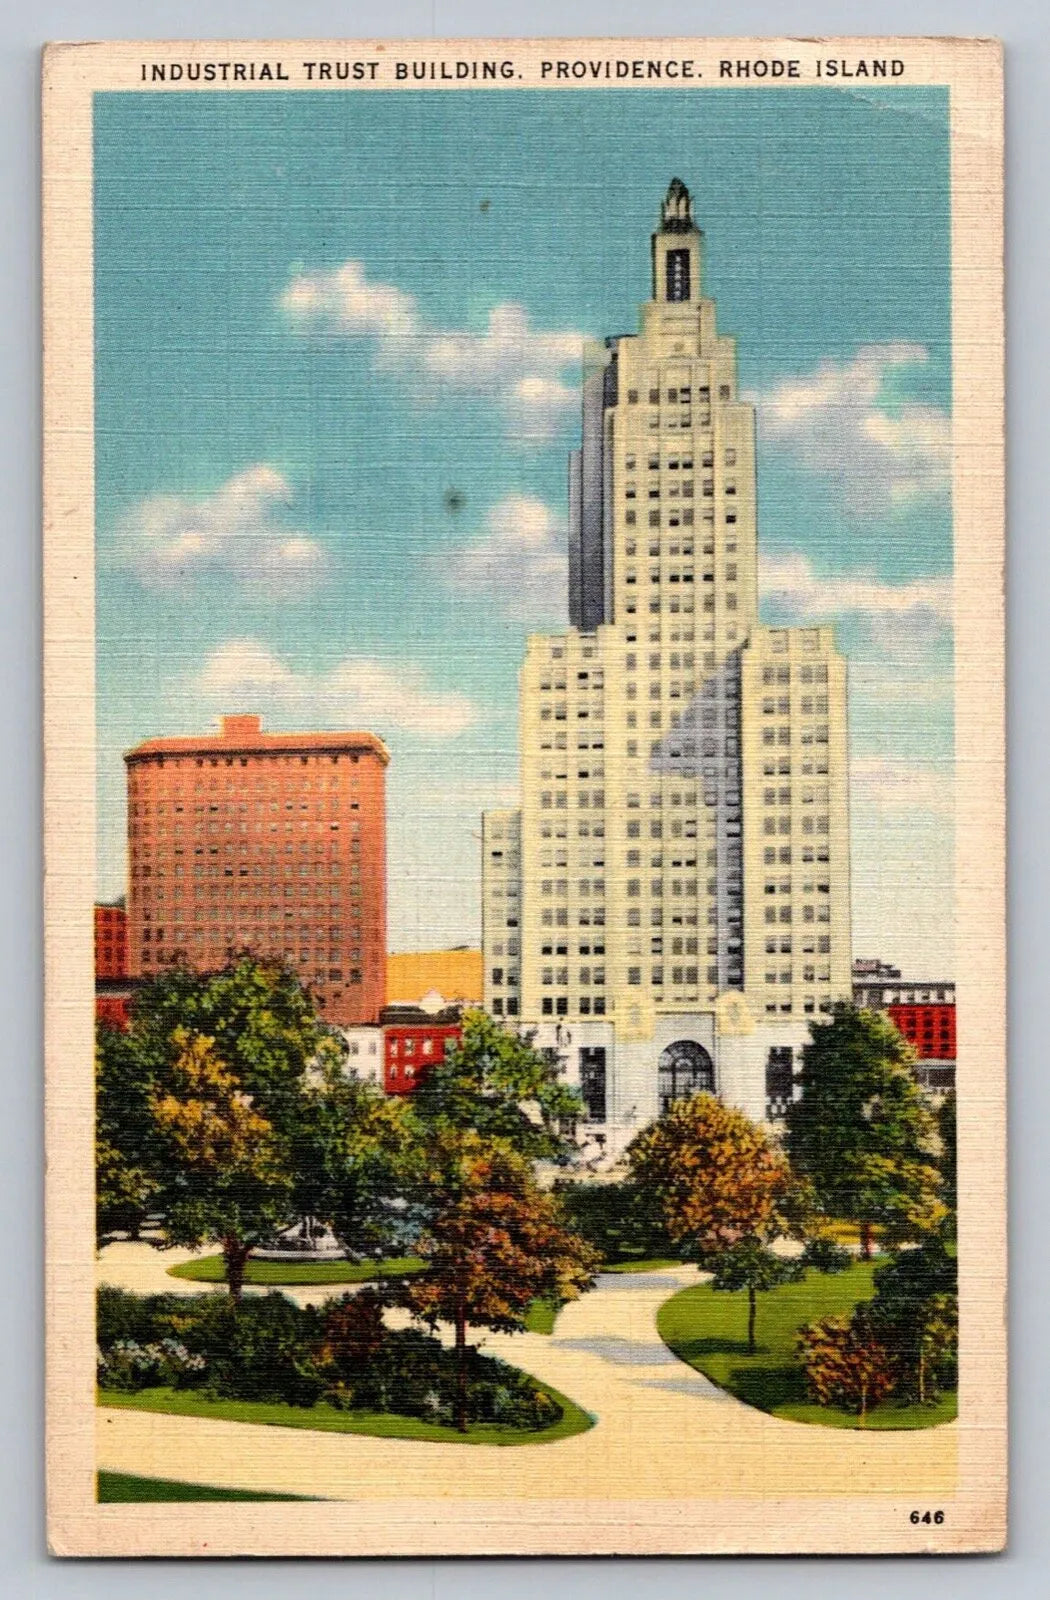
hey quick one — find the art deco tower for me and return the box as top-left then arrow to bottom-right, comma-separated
483,181 -> 851,1144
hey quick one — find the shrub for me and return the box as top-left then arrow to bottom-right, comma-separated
555,1179 -> 674,1264
96,1337 -> 207,1392
95,1286 -> 563,1430
799,1236 -> 853,1275
869,1243 -> 958,1403
796,1309 -> 897,1422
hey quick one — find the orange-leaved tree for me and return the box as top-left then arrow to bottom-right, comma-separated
149,1026 -> 293,1300
796,1310 -> 897,1424
402,1131 -> 599,1431
627,1093 -> 798,1354
627,1092 -> 794,1259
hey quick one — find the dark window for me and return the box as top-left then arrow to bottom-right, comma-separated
658,1039 -> 714,1114
666,248 -> 690,303
579,1047 -> 607,1122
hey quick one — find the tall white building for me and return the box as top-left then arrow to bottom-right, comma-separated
482,180 -> 852,1156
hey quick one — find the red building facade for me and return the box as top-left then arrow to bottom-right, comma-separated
382,1012 -> 463,1096
887,1003 -> 956,1063
95,903 -> 132,1028
125,714 -> 388,1027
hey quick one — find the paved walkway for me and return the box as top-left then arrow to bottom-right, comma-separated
96,1245 -> 957,1504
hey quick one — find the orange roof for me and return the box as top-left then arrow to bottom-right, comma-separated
126,714 -> 390,766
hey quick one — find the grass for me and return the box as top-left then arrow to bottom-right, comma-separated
657,1259 -> 957,1431
601,1257 -> 684,1274
523,1298 -> 559,1334
167,1253 -> 426,1287
97,1470 -> 317,1503
98,1378 -> 594,1447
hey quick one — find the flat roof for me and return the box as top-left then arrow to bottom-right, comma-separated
126,719 -> 390,766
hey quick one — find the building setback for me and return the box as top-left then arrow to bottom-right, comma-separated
482,180 -> 853,1153
125,713 -> 388,1027
95,901 -> 132,1029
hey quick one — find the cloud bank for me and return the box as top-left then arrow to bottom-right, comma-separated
117,465 -> 328,595
443,495 -> 569,621
760,551 -> 952,653
195,640 -> 477,741
280,263 -> 583,442
758,344 -> 951,514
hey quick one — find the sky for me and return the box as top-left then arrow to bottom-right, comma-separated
94,86 -> 954,974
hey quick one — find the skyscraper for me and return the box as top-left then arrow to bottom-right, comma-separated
125,713 -> 388,1027
482,180 -> 852,1152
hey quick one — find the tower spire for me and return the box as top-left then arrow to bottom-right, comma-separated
652,177 -> 702,303
660,177 -> 695,233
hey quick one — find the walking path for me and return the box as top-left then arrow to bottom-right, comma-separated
96,1244 -> 957,1506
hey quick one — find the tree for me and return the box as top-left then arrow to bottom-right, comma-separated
97,956 -> 358,1294
937,1091 -> 957,1226
150,1028 -> 294,1301
554,1177 -> 675,1266
95,1024 -> 163,1242
869,1241 -> 958,1403
796,1310 -> 896,1424
412,1009 -> 584,1164
708,1238 -> 805,1355
401,1131 -> 599,1431
288,1068 -> 422,1260
626,1092 -> 794,1261
785,1004 -> 945,1257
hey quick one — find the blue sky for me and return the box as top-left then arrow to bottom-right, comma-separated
94,87 -> 955,971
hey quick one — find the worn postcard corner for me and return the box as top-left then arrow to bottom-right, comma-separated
43,35 -> 1005,1559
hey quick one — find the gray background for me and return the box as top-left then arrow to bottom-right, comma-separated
4,0 -> 1045,1591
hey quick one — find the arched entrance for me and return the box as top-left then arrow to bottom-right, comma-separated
658,1039 -> 715,1115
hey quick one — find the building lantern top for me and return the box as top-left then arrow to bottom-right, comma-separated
660,177 -> 696,233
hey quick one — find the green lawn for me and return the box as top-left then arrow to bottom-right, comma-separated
657,1260 -> 957,1431
167,1253 -> 426,1287
97,1470 -> 317,1503
98,1380 -> 594,1447
601,1257 -> 684,1274
523,1298 -> 559,1334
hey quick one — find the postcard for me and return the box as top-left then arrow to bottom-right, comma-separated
43,36 -> 1005,1556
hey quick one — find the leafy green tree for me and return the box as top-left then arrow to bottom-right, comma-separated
402,1130 -> 599,1431
96,956 -> 391,1295
150,1027 -> 295,1301
937,1091 -> 957,1225
554,1177 -> 675,1266
287,1067 -> 422,1259
708,1238 -> 804,1354
785,1004 -> 945,1257
869,1241 -> 959,1403
95,1024 -> 163,1242
627,1092 -> 794,1261
412,1009 -> 584,1163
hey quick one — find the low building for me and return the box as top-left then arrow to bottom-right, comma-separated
340,1026 -> 384,1089
95,902 -> 132,1029
853,959 -> 956,1097
380,1003 -> 463,1096
386,949 -> 482,1007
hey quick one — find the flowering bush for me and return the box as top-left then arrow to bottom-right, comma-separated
96,1337 -> 206,1392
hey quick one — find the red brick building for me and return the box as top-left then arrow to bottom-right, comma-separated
125,714 -> 388,1027
95,902 -> 132,1028
887,1003 -> 956,1066
381,1005 -> 463,1096
95,903 -> 127,980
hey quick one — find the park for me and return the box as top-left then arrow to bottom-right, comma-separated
95,956 -> 959,1502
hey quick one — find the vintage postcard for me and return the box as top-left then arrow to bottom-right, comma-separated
43,37 -> 1005,1556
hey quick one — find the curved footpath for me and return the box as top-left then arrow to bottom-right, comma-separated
96,1243 -> 957,1504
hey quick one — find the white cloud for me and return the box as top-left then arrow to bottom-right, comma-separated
758,344 -> 951,514
444,495 -> 568,622
280,263 -> 583,442
760,551 -> 952,651
195,640 -> 477,741
850,755 -> 954,817
118,465 -> 328,594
